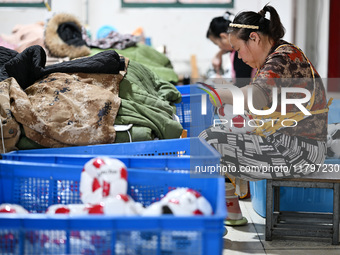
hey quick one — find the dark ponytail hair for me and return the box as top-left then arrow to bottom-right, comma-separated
206,11 -> 233,39
227,4 -> 285,43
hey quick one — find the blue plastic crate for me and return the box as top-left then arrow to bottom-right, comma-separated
175,85 -> 215,137
328,98 -> 340,124
250,99 -> 340,217
0,160 -> 226,255
249,177 -> 334,218
1,138 -> 220,171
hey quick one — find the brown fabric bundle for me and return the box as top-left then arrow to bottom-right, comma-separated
0,78 -> 21,153
9,72 -> 123,148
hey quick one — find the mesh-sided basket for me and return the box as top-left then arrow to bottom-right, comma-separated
0,161 -> 226,255
2,138 -> 220,172
175,85 -> 215,137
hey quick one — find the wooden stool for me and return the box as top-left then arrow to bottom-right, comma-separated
265,170 -> 340,245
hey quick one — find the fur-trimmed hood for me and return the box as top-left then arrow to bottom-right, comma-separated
45,13 -> 91,59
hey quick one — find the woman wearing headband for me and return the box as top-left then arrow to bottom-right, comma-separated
199,4 -> 329,226
206,12 -> 255,88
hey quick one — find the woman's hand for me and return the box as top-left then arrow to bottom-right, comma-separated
212,56 -> 222,74
212,50 -> 225,74
208,86 -> 247,108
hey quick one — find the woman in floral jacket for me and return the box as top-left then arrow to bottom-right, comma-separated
199,4 -> 329,226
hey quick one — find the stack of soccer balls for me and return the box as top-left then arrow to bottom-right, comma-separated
0,157 -> 214,253
327,123 -> 340,158
44,157 -> 141,216
44,157 -> 213,216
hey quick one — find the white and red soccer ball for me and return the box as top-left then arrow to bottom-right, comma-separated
80,157 -> 128,204
46,204 -> 88,215
217,104 -> 255,134
143,188 -> 213,216
0,204 -> 29,214
85,194 -> 144,216
46,195 -> 144,216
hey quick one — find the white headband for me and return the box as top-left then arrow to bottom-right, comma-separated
229,23 -> 259,30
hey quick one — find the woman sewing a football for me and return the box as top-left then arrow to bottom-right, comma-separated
199,4 -> 329,226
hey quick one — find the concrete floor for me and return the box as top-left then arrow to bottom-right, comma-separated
223,198 -> 340,255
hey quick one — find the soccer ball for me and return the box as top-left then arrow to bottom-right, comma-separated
80,157 -> 128,204
217,104 -> 256,134
0,203 -> 29,214
86,194 -> 142,216
327,123 -> 340,158
142,188 -> 213,216
163,188 -> 213,216
46,204 -> 88,215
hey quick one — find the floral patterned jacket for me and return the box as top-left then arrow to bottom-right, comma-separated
252,40 -> 328,141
